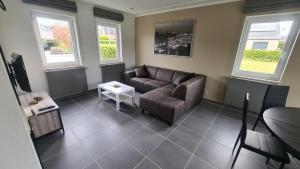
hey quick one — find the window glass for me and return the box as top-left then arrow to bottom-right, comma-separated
240,21 -> 293,74
96,21 -> 121,63
32,12 -> 80,68
232,13 -> 300,81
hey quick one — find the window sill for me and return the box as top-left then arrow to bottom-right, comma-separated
99,62 -> 125,67
228,75 -> 280,85
44,66 -> 87,72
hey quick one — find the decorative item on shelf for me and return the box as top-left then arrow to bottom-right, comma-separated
154,19 -> 195,57
0,0 -> 6,11
28,96 -> 43,105
112,84 -> 121,88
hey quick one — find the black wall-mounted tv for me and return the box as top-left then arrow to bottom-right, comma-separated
10,53 -> 32,92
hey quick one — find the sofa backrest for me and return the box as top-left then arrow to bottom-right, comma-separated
146,66 -> 158,79
155,68 -> 175,83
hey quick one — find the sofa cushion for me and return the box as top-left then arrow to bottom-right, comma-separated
140,91 -> 185,124
131,77 -> 151,91
172,74 -> 188,86
172,71 -> 193,85
171,84 -> 187,100
134,66 -> 148,78
140,91 -> 167,116
144,80 -> 168,92
152,84 -> 176,95
146,66 -> 158,79
155,68 -> 175,83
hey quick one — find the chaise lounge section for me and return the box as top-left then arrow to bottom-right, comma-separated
124,65 -> 206,126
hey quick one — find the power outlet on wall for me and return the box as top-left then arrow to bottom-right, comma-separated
205,90 -> 209,96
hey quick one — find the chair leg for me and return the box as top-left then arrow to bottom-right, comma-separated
232,132 -> 241,153
231,145 -> 242,169
266,158 -> 270,164
252,117 -> 261,130
279,162 -> 285,169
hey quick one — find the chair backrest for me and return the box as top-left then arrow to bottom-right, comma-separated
241,93 -> 250,143
261,85 -> 289,113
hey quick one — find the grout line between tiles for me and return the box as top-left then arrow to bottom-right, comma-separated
131,105 -> 202,169
183,105 -> 224,169
46,93 -> 223,169
125,140 -> 162,169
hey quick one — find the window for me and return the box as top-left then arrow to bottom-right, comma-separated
252,42 -> 268,50
32,11 -> 81,68
96,21 -> 122,63
232,13 -> 300,82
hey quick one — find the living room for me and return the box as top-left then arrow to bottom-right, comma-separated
0,0 -> 300,169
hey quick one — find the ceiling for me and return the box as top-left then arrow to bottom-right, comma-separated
78,0 -> 240,16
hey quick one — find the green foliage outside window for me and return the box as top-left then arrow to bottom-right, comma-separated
244,50 -> 281,62
100,44 -> 116,59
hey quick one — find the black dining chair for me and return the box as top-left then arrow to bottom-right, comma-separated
252,85 -> 289,130
231,93 -> 290,169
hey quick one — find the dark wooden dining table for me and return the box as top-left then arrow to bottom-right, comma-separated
263,107 -> 300,160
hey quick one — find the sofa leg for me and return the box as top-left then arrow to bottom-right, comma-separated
141,109 -> 145,114
168,122 -> 173,127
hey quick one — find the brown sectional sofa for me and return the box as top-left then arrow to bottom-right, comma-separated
124,65 -> 206,126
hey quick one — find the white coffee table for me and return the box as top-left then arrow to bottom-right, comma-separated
97,81 -> 135,110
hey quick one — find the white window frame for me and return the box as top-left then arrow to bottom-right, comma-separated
31,11 -> 81,69
232,13 -> 300,82
95,20 -> 122,64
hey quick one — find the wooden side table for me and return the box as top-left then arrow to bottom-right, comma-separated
19,92 -> 64,138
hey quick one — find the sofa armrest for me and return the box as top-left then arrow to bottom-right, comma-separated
124,70 -> 136,85
180,75 -> 206,109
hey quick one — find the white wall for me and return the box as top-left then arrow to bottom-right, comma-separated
0,52 -> 42,169
0,0 -> 135,92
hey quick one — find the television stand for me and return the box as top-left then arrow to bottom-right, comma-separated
19,91 -> 64,138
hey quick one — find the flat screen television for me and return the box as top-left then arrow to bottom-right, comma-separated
9,53 -> 32,92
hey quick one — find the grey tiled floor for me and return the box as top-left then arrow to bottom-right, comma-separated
36,92 -> 300,169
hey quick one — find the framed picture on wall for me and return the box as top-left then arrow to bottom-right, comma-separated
154,19 -> 195,57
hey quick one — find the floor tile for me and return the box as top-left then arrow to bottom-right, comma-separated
94,109 -> 129,127
149,139 -> 192,169
97,142 -> 144,169
127,127 -> 163,155
83,162 -> 102,169
181,115 -> 211,134
168,125 -> 203,152
88,103 -> 113,116
191,102 -> 219,122
56,99 -> 74,107
80,128 -> 122,159
205,121 -> 240,148
186,155 -> 217,169
39,94 -> 299,169
110,118 -> 143,139
61,108 -> 94,127
147,119 -> 174,136
195,137 -> 232,169
135,158 -> 160,169
60,103 -> 84,118
233,153 -> 268,169
74,94 -> 99,109
130,111 -> 155,125
43,143 -> 93,169
118,102 -> 138,116
36,129 -> 79,161
197,101 -> 222,113
70,118 -> 107,140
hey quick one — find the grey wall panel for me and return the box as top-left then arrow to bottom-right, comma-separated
101,63 -> 125,83
45,67 -> 88,98
224,77 -> 269,113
